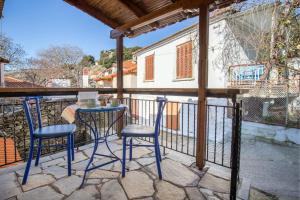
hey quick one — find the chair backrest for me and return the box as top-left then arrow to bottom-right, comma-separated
23,97 -> 42,138
154,97 -> 167,136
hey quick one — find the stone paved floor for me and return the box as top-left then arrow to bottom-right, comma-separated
0,136 -> 232,200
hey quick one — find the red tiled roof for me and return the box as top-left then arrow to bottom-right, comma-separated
0,138 -> 22,168
94,60 -> 137,81
122,60 -> 137,69
4,76 -> 42,88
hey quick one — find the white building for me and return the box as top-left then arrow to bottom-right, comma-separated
132,4 -> 276,138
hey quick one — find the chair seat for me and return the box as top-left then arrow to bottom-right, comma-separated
122,124 -> 155,137
34,124 -> 76,138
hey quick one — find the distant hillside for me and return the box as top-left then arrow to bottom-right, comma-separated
99,46 -> 141,69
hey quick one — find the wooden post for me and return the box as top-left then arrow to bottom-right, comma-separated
116,35 -> 124,99
196,2 -> 209,169
116,35 -> 124,137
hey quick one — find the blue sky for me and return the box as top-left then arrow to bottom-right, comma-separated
2,0 -> 198,60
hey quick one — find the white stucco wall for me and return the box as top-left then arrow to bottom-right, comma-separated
135,18 -> 250,91
113,74 -> 137,88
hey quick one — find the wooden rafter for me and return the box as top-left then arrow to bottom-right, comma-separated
118,0 -> 159,30
115,0 -> 215,32
118,0 -> 145,17
0,0 -> 5,18
116,1 -> 183,32
64,0 -> 120,28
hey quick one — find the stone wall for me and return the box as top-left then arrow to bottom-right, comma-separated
0,98 -> 113,162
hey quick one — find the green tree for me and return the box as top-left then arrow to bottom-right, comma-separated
99,46 -> 141,68
80,55 -> 95,67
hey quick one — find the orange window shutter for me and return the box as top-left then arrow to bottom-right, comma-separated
187,42 -> 192,78
184,44 -> 188,78
179,46 -> 184,78
145,57 -> 148,80
145,55 -> 154,80
176,48 -> 179,78
150,55 -> 154,80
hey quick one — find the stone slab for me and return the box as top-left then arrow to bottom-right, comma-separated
101,179 -> 127,200
17,186 -> 64,200
53,175 -> 82,195
199,173 -> 230,194
156,181 -> 186,200
185,187 -> 206,200
121,171 -> 154,199
65,185 -> 99,200
148,159 -> 199,187
43,165 -> 68,179
19,174 -> 55,192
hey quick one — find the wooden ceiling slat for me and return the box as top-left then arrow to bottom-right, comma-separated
64,0 -> 244,38
0,0 -> 5,18
116,1 -> 183,32
64,0 -> 120,28
118,0 -> 145,17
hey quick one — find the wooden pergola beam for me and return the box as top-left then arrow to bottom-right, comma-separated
64,0 -> 120,28
196,1 -> 209,169
115,0 -> 212,32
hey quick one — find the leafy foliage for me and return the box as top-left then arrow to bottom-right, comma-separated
99,46 -> 141,68
79,55 -> 95,67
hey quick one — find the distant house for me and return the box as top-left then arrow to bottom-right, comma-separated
94,60 -> 137,88
4,76 -> 41,88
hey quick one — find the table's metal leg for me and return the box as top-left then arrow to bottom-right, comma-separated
77,109 -> 125,188
78,113 -> 99,188
103,110 -> 125,164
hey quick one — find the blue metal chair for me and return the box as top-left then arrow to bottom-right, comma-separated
122,97 -> 167,179
22,97 -> 76,185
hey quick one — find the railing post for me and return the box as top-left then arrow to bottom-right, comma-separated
230,98 -> 242,200
129,93 -> 132,124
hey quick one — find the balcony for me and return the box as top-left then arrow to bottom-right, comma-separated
0,88 -> 241,200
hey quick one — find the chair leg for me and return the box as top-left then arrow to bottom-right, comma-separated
122,136 -> 127,177
154,138 -> 162,179
35,138 -> 42,166
71,134 -> 75,161
22,139 -> 35,185
67,135 -> 72,176
129,138 -> 133,161
157,140 -> 162,162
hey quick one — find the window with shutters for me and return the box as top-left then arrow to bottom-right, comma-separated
145,54 -> 154,81
176,41 -> 193,79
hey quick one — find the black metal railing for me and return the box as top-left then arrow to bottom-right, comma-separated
121,96 -> 237,168
0,88 -> 242,199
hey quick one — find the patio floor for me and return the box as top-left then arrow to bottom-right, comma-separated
0,136 -> 232,200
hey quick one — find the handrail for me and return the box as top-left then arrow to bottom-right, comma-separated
0,87 -> 247,98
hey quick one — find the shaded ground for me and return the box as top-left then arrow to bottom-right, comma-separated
240,135 -> 300,200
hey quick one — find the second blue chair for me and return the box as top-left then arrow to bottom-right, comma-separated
121,97 -> 167,179
22,97 -> 76,185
